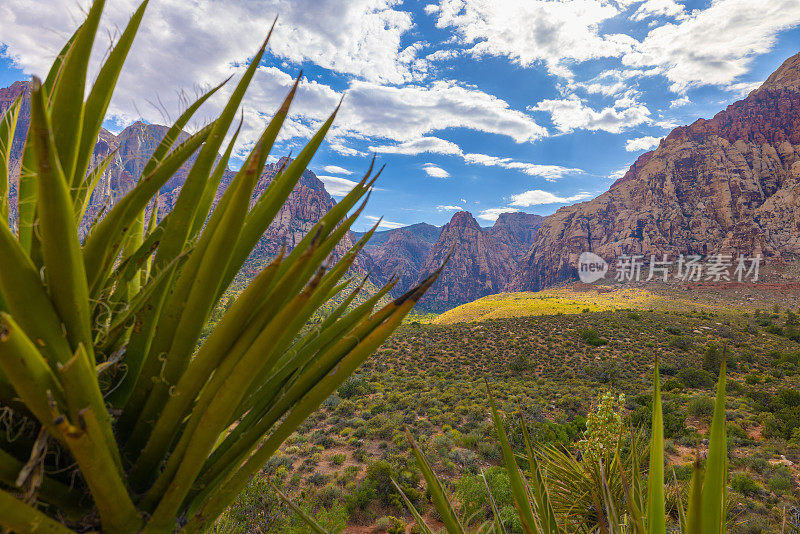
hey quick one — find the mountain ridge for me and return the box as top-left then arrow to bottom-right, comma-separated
511,51 -> 800,291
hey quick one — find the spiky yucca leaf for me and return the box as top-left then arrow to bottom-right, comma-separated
0,2 -> 437,532
647,360 -> 665,534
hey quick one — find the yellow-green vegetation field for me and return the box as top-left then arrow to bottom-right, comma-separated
218,294 -> 800,533
433,286 -> 716,324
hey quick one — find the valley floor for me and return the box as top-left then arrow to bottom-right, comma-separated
218,285 -> 800,533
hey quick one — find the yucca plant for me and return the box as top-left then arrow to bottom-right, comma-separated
400,359 -> 731,534
0,1 -> 441,532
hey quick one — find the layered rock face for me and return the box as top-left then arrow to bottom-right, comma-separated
354,223 -> 441,295
512,52 -> 800,291
363,226 -> 439,295
416,211 -> 520,311
486,212 -> 544,260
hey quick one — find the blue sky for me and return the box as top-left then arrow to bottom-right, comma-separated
1,0 -> 799,230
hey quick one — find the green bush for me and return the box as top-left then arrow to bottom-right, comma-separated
376,516 -> 406,533
687,396 -> 715,418
677,367 -> 715,389
730,473 -> 759,496
579,328 -> 608,346
456,467 -> 513,524
702,343 -> 726,374
767,466 -> 793,493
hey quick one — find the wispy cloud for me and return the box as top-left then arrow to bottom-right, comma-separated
478,207 -> 519,222
321,165 -> 353,175
370,136 -> 462,156
464,153 -> 583,181
509,190 -> 593,207
363,215 -> 405,229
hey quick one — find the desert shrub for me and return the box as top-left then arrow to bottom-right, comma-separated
688,396 -> 715,418
677,367 -> 715,389
631,400 -> 686,438
579,328 -> 608,346
314,484 -> 345,509
376,516 -> 406,533
449,447 -> 479,471
338,375 -> 374,399
762,389 -> 800,440
702,343 -> 727,374
348,460 -> 421,514
335,399 -> 357,417
509,352 -> 529,374
669,336 -> 691,351
767,466 -> 793,493
731,473 -> 759,496
456,466 -> 513,523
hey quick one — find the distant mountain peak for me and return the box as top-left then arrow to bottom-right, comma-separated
447,210 -> 480,229
512,50 -> 800,291
758,51 -> 800,93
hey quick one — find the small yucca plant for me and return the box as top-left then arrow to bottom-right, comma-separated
400,359 -> 731,534
0,1 -> 439,532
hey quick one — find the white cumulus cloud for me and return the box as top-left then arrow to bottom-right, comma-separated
623,0 -> 800,92
625,135 -> 661,152
530,93 -> 652,134
317,175 -> 361,196
433,0 -> 636,77
477,207 -> 520,222
631,0 -> 687,21
422,163 -> 450,178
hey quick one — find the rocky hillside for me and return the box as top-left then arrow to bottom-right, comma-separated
0,81 -> 367,275
359,212 -> 543,308
352,223 -> 441,295
415,211 -> 520,312
485,211 -> 543,259
512,52 -> 800,291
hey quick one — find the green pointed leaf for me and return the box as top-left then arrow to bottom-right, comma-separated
647,360 -> 665,534
74,148 -> 117,223
50,0 -> 106,183
29,78 -> 93,356
393,478 -> 434,534
72,1 -> 149,187
0,313 -> 67,431
488,386 -> 538,534
700,358 -> 727,534
0,219 -> 73,366
685,457 -> 704,534
404,429 -> 465,534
